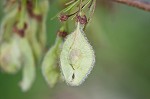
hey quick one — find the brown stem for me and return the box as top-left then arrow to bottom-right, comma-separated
112,0 -> 150,12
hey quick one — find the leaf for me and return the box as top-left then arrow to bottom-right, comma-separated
19,37 -> 36,92
88,0 -> 96,22
42,38 -> 62,87
51,0 -> 80,20
60,23 -> 95,86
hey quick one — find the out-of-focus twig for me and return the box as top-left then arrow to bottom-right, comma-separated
112,0 -> 150,12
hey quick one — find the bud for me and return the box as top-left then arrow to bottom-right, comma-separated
76,15 -> 87,25
26,0 -> 42,21
59,14 -> 69,22
26,0 -> 33,15
13,22 -> 27,37
60,22 -> 95,86
57,31 -> 68,38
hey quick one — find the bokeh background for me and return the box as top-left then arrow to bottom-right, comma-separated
0,0 -> 150,99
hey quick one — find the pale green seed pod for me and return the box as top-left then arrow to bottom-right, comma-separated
0,36 -> 21,74
37,21 -> 47,49
37,0 -> 49,49
18,37 -> 36,92
60,22 -> 95,86
39,0 -> 49,14
26,18 -> 42,62
3,0 -> 18,13
0,6 -> 18,42
42,38 -> 62,87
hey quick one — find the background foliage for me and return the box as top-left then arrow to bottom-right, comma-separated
0,0 -> 150,99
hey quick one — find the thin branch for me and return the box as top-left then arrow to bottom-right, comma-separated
112,0 -> 150,12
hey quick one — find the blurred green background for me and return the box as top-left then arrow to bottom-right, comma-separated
0,0 -> 150,99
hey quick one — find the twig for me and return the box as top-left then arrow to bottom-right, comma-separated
112,0 -> 150,12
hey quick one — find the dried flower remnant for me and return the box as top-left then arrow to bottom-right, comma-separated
59,14 -> 69,22
57,31 -> 68,38
60,22 -> 95,86
76,14 -> 88,25
13,22 -> 27,37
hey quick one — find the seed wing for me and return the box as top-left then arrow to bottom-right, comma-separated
60,23 -> 95,86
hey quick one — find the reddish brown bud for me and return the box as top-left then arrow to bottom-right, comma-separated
59,14 -> 69,22
26,0 -> 42,22
76,15 -> 87,25
57,31 -> 68,38
27,0 -> 33,11
13,27 -> 25,37
13,22 -> 28,37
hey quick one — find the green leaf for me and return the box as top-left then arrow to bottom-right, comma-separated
51,0 -> 80,20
